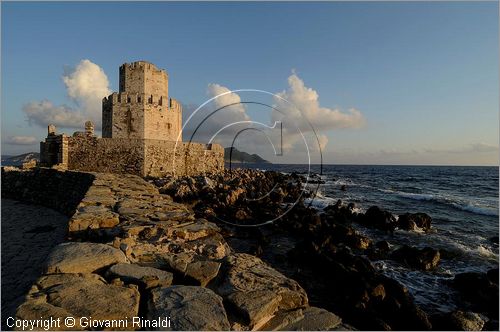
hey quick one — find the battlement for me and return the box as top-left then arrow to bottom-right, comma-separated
120,61 -> 167,76
103,93 -> 181,110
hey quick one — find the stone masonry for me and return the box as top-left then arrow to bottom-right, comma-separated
2,168 -> 343,331
40,61 -> 224,177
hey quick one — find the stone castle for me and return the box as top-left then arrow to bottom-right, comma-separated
40,61 -> 224,177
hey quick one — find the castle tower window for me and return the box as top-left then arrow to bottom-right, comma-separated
127,97 -> 131,103
138,96 -> 141,103
167,123 -> 172,130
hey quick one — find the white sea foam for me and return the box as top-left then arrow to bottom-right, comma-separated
379,188 -> 499,217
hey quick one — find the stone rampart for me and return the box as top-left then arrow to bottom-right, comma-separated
1,167 -> 94,216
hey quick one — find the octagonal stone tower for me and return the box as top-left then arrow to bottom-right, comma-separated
102,61 -> 182,141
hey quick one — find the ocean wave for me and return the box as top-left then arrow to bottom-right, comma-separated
380,189 -> 499,217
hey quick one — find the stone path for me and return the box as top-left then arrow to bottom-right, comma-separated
4,171 -> 343,331
1,199 -> 68,329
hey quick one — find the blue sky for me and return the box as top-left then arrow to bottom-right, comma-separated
2,1 -> 498,165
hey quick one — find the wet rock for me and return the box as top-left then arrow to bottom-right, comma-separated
18,273 -> 139,330
398,213 -> 432,232
106,263 -> 173,289
148,285 -> 230,331
44,242 -> 128,274
489,236 -> 499,245
362,206 -> 397,231
349,234 -> 372,250
391,245 -> 440,271
216,253 -> 308,327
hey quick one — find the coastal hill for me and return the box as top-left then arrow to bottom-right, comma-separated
1,152 -> 40,166
224,147 -> 269,163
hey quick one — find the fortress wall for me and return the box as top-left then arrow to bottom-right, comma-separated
143,140 -> 224,177
143,99 -> 178,141
65,137 -> 224,177
67,137 -> 145,176
1,167 -> 95,216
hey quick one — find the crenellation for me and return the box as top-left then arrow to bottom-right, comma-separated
41,61 -> 223,176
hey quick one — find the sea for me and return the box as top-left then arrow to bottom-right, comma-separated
235,163 -> 499,313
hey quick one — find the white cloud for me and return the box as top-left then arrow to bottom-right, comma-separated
6,135 -> 37,145
183,72 -> 365,163
274,73 -> 366,132
62,59 -> 111,122
183,84 -> 250,145
23,59 -> 110,130
23,100 -> 86,129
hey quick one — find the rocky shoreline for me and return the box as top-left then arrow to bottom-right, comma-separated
1,167 -> 498,331
152,168 -> 499,331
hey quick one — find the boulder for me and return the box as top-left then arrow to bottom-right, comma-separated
171,220 -> 220,241
184,260 -> 221,286
260,308 -> 305,331
398,213 -> 432,232
18,273 -> 139,330
44,242 -> 128,274
362,206 -> 397,231
185,233 -> 231,260
432,311 -> 485,331
148,286 -> 230,331
216,253 -> 308,328
375,240 -> 391,251
106,263 -> 173,288
391,246 -> 440,271
453,272 -> 499,317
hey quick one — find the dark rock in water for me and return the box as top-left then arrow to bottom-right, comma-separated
487,268 -> 499,285
484,319 -> 500,331
391,245 -> 440,271
340,185 -> 347,191
398,213 -> 432,232
490,236 -> 499,245
361,206 -> 397,232
453,272 -> 499,319
431,310 -> 485,331
375,240 -> 391,252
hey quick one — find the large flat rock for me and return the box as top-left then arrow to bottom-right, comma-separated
44,242 -> 128,274
284,307 -> 342,331
106,263 -> 173,288
148,285 -> 230,331
216,253 -> 308,328
17,273 -> 140,330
